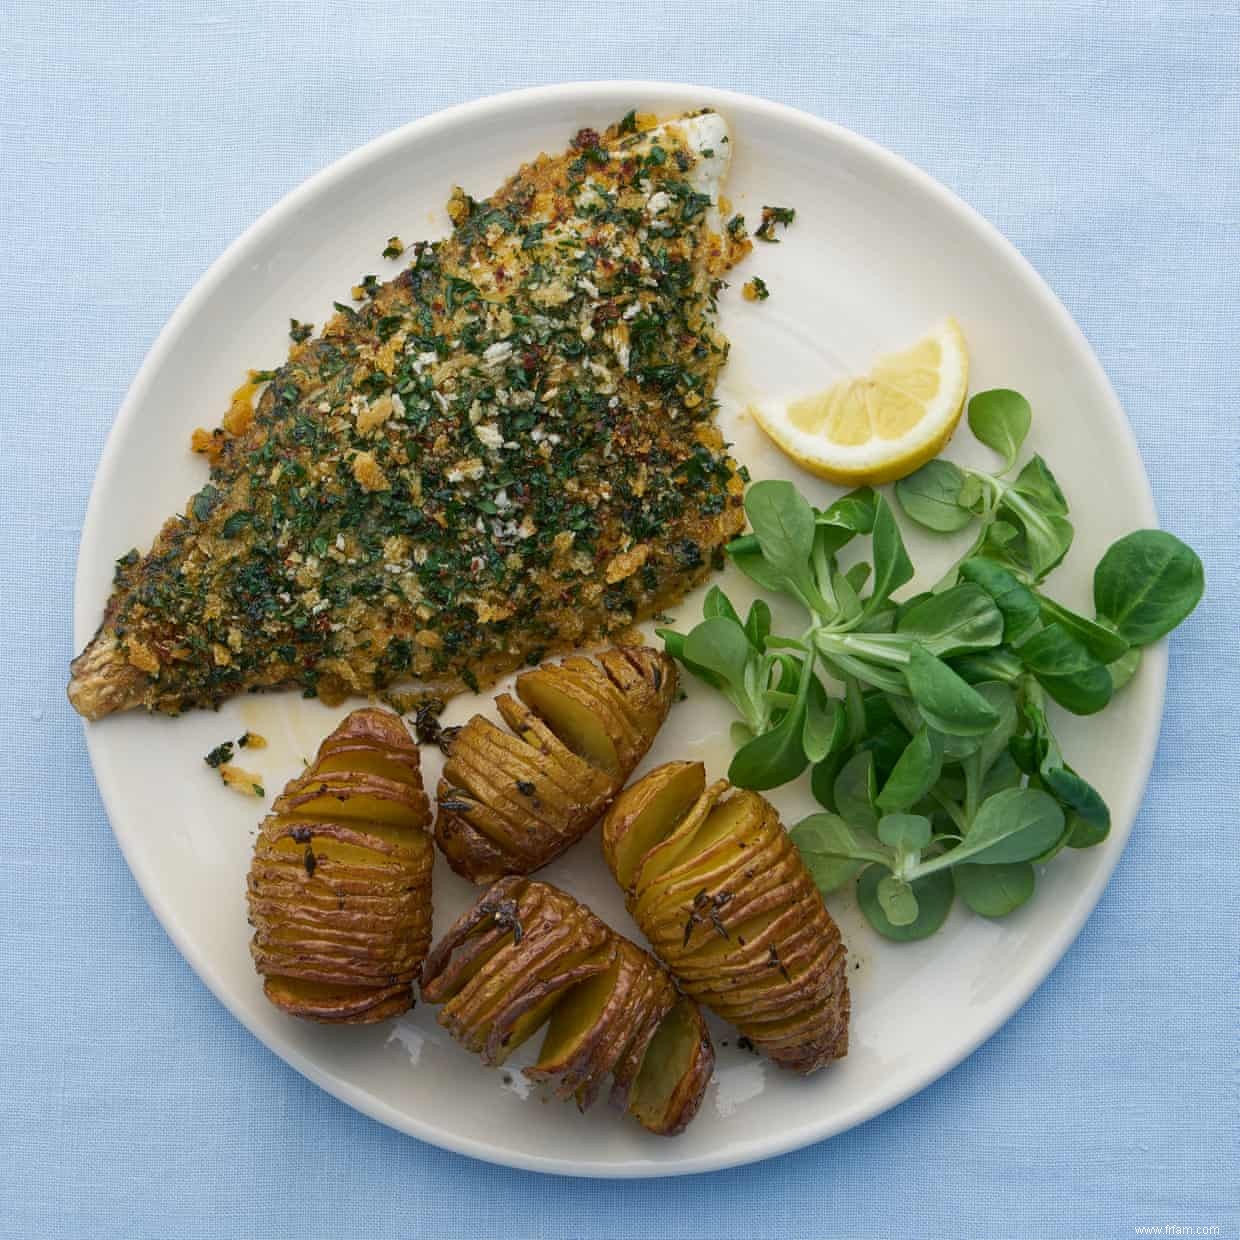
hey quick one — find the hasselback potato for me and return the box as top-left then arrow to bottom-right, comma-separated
421,877 -> 713,1136
602,761 -> 850,1073
247,708 -> 434,1023
435,646 -> 677,884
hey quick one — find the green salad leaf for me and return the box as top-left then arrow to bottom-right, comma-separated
658,386 -> 1203,943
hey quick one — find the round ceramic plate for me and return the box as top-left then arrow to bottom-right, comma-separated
74,82 -> 1163,1177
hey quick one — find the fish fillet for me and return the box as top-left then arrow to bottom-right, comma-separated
70,111 -> 751,719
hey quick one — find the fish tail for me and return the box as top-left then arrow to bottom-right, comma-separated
67,630 -> 147,720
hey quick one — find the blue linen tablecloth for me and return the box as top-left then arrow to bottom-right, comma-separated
2,2 -> 1236,1236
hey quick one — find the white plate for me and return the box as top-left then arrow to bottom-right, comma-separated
74,82 -> 1164,1177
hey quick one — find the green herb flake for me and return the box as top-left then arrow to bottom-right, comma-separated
204,741 -> 234,769
754,205 -> 796,242
191,485 -> 221,523
222,513 -> 253,542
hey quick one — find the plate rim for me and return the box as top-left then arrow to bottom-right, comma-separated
73,80 -> 1167,1178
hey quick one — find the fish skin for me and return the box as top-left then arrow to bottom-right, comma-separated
70,111 -> 751,720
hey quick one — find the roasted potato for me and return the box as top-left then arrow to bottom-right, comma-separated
436,646 -> 677,883
602,761 -> 850,1074
421,877 -> 713,1136
247,708 -> 433,1023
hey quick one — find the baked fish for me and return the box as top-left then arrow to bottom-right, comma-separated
70,110 -> 750,719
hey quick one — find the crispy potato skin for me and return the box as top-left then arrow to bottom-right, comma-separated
628,998 -> 715,1137
246,708 -> 433,1024
668,1006 -> 715,1133
420,877 -> 713,1136
602,762 -> 850,1074
435,646 -> 677,883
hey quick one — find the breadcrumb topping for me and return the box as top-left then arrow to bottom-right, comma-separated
98,111 -> 748,712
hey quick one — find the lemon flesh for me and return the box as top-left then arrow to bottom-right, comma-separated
752,319 -> 969,485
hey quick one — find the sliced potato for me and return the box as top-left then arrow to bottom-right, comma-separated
422,879 -> 612,1060
627,998 -> 715,1137
603,759 -> 707,890
517,672 -> 623,775
246,708 -> 433,1024
534,955 -> 624,1078
262,977 -> 412,1024
435,646 -> 677,883
601,762 -> 851,1074
421,877 -> 712,1136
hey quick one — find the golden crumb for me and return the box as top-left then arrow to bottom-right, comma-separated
446,188 -> 471,227
125,640 -> 159,674
355,395 -> 392,436
220,764 -> 264,797
222,374 -> 262,437
190,426 -> 225,460
351,451 -> 389,492
726,233 -> 753,269
473,599 -> 514,624
374,338 -> 402,375
605,543 -> 651,584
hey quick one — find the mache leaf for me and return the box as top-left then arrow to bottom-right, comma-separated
967,389 -> 1032,471
857,865 -> 954,941
876,727 -> 943,812
895,460 -> 974,532
863,495 -> 915,616
1093,530 -> 1205,646
953,861 -> 1035,917
955,787 -> 1064,865
905,645 -> 1000,737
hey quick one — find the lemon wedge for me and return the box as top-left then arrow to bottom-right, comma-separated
751,319 -> 969,485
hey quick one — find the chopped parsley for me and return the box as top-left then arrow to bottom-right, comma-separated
204,741 -> 234,769
754,205 -> 796,242
221,512 -> 251,539
191,485 -> 221,522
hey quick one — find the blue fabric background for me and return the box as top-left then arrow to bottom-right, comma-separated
2,2 -> 1236,1237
